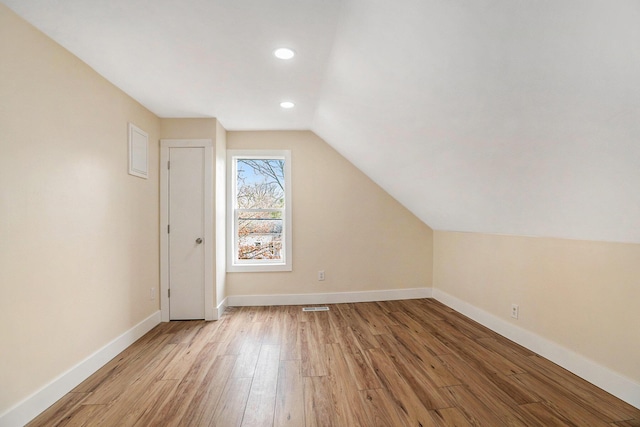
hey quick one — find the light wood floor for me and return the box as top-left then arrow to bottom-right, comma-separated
28,299 -> 640,426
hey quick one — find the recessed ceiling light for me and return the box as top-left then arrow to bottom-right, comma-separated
280,101 -> 295,109
274,48 -> 295,60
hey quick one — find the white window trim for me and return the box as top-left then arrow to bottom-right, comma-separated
227,149 -> 292,272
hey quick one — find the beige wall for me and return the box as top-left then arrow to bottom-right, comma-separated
160,118 -> 217,140
226,131 -> 433,296
433,231 -> 640,383
0,5 -> 160,413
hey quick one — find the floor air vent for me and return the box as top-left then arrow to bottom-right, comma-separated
302,307 -> 330,312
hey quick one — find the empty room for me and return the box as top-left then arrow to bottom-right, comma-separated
1,1 -> 639,426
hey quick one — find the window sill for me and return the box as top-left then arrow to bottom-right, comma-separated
227,263 -> 292,273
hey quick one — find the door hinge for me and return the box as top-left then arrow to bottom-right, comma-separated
168,224 -> 170,233
167,161 -> 170,170
168,288 -> 171,298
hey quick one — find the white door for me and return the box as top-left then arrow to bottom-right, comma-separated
168,147 -> 205,319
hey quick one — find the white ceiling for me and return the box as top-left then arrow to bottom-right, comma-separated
4,0 -> 640,243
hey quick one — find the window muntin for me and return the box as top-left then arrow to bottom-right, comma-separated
228,150 -> 291,272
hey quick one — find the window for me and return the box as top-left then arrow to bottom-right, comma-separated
227,150 -> 292,272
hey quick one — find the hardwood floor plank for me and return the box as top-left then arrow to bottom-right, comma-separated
396,298 -> 445,324
437,321 -> 526,376
430,302 -> 496,341
274,360 -> 305,427
250,306 -> 271,323
367,347 -> 438,426
145,342 -> 225,426
512,373 -> 612,426
340,346 -> 381,391
125,379 -> 180,426
303,376 -> 339,427
219,320 -> 260,356
353,302 -> 397,335
440,385 -> 508,426
477,335 -> 535,358
613,420 -> 640,427
242,345 -> 281,427
159,336 -> 211,380
333,302 -> 355,315
90,376 -> 178,426
260,308 -> 287,346
279,307 -> 302,361
476,337 -> 537,373
335,306 -> 380,351
420,299 -> 457,316
55,404 -> 109,427
327,310 -> 368,356
167,320 -> 207,344
300,321 -> 328,377
376,333 -> 452,410
26,392 -> 89,427
359,388 -> 407,427
387,313 -> 452,356
211,307 -> 252,345
231,322 -> 265,378
177,354 -> 238,427
516,402 -> 581,427
81,341 -> 179,405
348,321 -> 380,352
429,407 -> 474,427
312,310 -> 339,345
70,332 -> 172,394
373,300 -> 401,313
438,352 -> 535,419
211,377 -> 253,427
326,343 -> 371,426
386,324 -> 462,387
526,354 -> 640,422
486,371 -> 541,405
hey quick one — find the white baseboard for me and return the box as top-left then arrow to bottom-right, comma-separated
216,298 -> 228,319
0,311 -> 161,427
432,289 -> 640,410
226,287 -> 432,307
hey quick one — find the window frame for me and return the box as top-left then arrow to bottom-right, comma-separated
227,149 -> 292,272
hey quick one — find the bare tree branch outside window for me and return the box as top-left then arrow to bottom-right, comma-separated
236,159 -> 285,260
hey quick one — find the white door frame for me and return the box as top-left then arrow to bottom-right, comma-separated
160,139 -> 215,321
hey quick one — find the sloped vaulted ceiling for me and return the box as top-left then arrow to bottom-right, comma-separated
3,0 -> 640,243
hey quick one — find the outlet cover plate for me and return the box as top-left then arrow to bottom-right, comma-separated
511,304 -> 519,319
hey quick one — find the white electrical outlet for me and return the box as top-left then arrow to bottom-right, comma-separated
150,287 -> 156,300
318,270 -> 325,281
511,304 -> 519,319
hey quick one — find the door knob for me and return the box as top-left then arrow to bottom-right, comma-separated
196,238 -> 203,244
